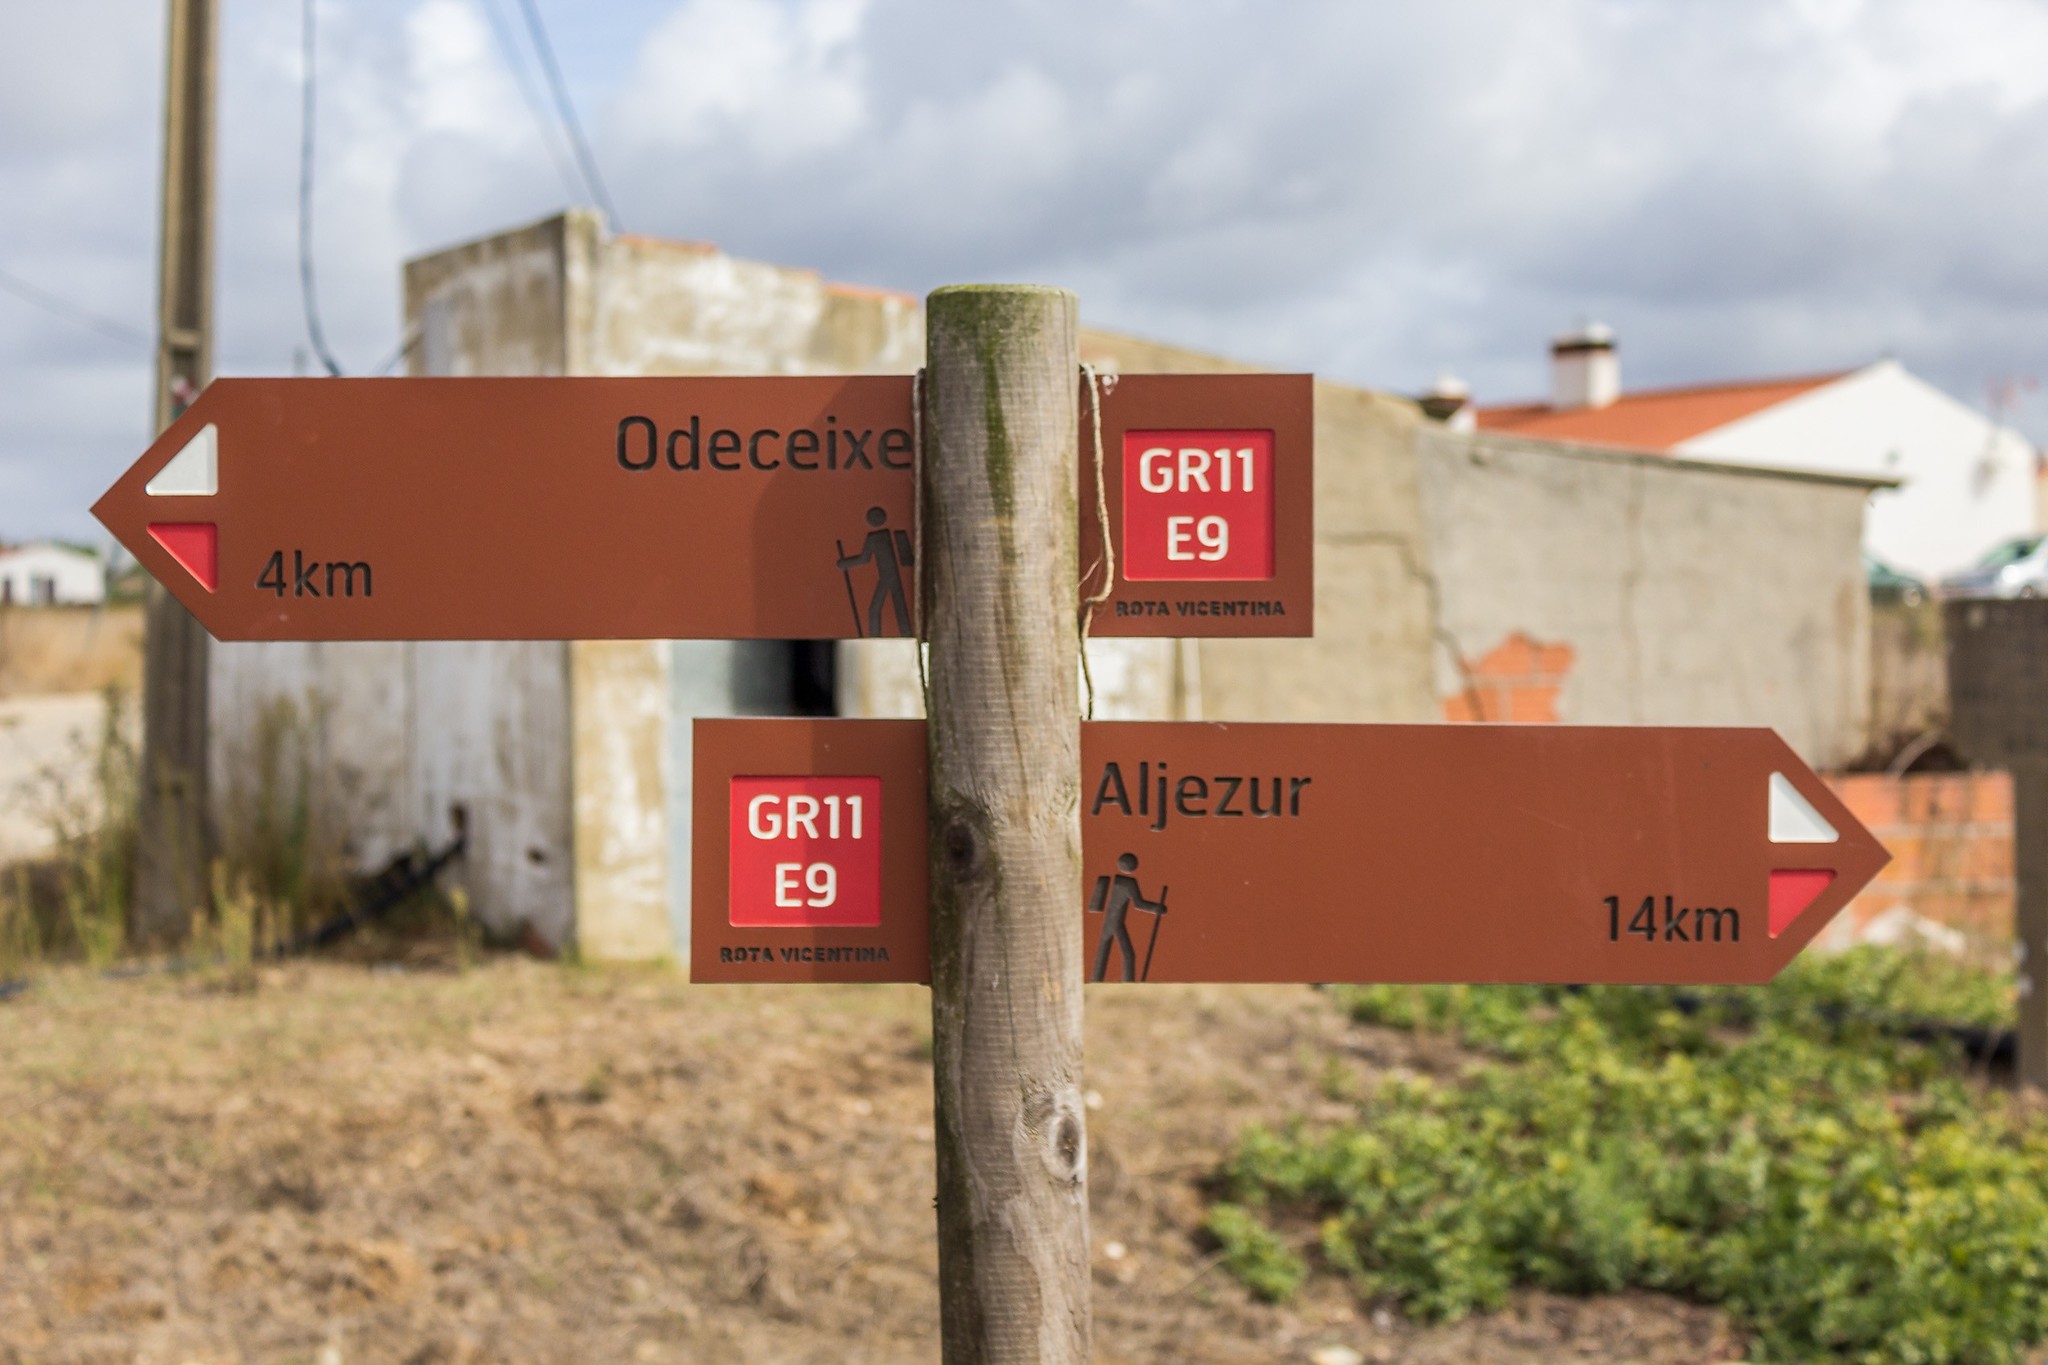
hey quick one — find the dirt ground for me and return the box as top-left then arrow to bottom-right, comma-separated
0,960 -> 1742,1364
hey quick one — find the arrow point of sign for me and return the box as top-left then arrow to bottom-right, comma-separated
1768,867 -> 1836,938
144,422 -> 218,497
1768,771 -> 1838,843
146,522 -> 217,593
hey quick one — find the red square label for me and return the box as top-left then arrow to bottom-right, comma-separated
729,776 -> 883,927
1121,429 -> 1276,581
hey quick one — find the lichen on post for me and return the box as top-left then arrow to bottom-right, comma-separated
922,284 -> 1089,1363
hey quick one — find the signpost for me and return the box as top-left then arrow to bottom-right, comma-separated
693,718 -> 1889,987
98,282 -> 1891,1365
1946,598 -> 2048,1089
90,372 -> 1312,641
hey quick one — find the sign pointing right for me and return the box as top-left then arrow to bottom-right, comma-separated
690,720 -> 1890,986
1077,722 -> 1886,986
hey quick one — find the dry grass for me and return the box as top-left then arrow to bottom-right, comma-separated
0,962 -> 1737,1363
0,606 -> 141,698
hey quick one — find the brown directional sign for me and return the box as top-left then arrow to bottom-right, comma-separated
90,373 -> 1311,641
691,718 -> 1888,985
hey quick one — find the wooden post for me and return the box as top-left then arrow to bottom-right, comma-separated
1944,599 -> 2048,1090
2018,765 -> 2048,1091
923,285 -> 1090,1362
136,0 -> 218,942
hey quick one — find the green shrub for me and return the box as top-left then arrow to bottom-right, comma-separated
1215,950 -> 2047,1363
1204,1202 -> 1306,1303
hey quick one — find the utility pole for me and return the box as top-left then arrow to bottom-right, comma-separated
922,285 -> 1090,1363
136,0 -> 216,941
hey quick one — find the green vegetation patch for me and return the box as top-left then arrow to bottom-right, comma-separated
1207,950 -> 2048,1363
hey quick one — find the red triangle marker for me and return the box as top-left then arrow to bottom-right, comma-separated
147,522 -> 217,592
1768,868 -> 1835,938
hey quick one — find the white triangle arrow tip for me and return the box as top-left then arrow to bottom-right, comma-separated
1769,771 -> 1838,843
145,423 -> 217,496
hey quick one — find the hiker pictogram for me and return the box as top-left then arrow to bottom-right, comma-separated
837,505 -> 915,638
1087,852 -> 1168,982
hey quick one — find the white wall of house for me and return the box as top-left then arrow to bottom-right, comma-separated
0,544 -> 105,606
1674,359 -> 2037,580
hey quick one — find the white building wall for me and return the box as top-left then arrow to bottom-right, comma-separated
209,640 -> 417,877
0,546 -> 105,605
1674,359 -> 2037,580
413,640 -> 574,950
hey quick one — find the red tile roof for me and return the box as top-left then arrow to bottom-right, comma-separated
1474,372 -> 1847,451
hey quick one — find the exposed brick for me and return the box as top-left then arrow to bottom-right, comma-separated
1468,633 -> 1542,679
1506,686 -> 1563,723
1830,773 -> 1902,826
1864,832 -> 2012,884
1820,771 -> 2016,954
1443,633 -> 1574,724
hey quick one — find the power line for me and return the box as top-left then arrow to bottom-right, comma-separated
0,267 -> 151,348
369,320 -> 424,377
298,0 -> 345,376
511,0 -> 622,228
481,0 -> 587,205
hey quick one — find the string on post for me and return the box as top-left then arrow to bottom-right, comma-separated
1079,363 -> 1115,720
912,368 -> 931,715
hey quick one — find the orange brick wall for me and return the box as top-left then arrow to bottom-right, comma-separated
1441,632 -> 1575,724
1823,771 -> 2015,958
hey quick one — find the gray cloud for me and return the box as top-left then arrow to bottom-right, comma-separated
4,0 -> 2045,540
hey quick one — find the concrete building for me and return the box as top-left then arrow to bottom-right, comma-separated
0,542 -> 106,606
215,212 -> 925,961
1415,427 -> 1881,762
1475,326 -> 2037,581
208,211 -> 1886,964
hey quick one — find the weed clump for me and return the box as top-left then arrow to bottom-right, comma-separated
1208,949 -> 2048,1363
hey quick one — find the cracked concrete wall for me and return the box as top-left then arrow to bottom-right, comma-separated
593,234 -> 923,378
1416,425 -> 1877,768
395,212 -> 935,960
575,223 -> 927,965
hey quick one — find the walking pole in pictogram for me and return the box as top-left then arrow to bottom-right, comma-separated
833,537 -> 865,637
1140,885 -> 1168,983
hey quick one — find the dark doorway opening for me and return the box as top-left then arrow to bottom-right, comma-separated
730,640 -> 838,717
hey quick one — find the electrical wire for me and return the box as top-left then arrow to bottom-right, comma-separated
0,267 -> 151,348
298,0 -> 345,376
511,0 -> 622,228
369,320 -> 424,378
481,0 -> 587,205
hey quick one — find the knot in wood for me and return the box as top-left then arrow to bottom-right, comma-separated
939,814 -> 986,880
1022,1084 -> 1087,1185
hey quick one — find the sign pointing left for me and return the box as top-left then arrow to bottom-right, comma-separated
92,374 -> 1314,641
95,377 -> 924,640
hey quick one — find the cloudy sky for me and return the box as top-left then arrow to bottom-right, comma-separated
6,0 -> 2048,541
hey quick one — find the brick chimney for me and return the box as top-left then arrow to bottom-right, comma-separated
1551,321 -> 1619,410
